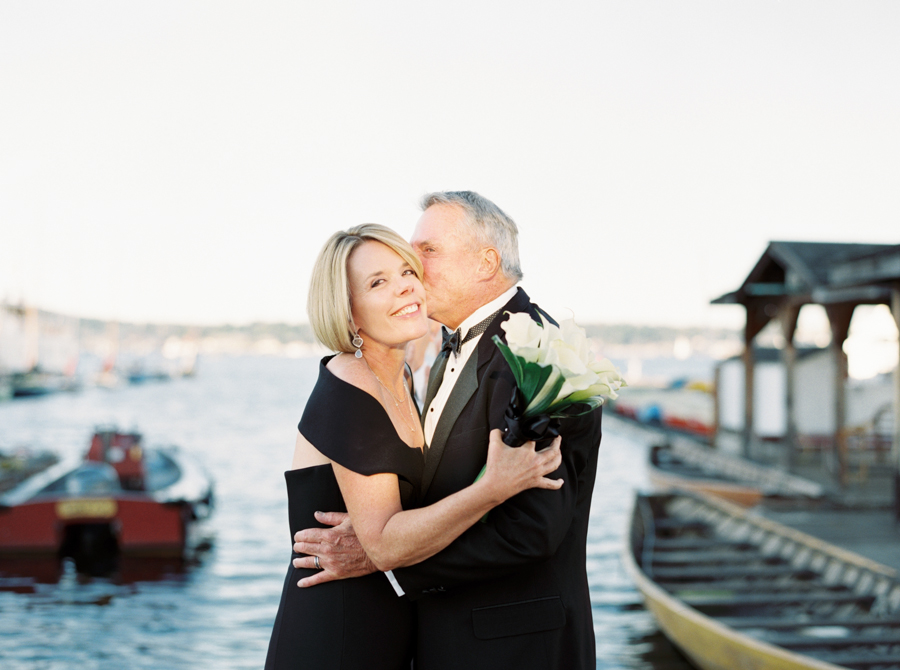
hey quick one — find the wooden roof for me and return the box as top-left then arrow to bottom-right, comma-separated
828,244 -> 900,288
712,241 -> 895,306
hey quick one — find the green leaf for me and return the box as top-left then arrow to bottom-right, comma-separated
518,360 -> 554,403
492,335 -> 525,387
524,368 -> 566,416
546,397 -> 605,418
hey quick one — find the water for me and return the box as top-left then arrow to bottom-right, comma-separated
0,356 -> 692,670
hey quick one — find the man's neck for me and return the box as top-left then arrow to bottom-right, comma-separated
453,285 -> 519,335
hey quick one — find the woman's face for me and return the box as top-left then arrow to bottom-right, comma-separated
348,240 -> 428,350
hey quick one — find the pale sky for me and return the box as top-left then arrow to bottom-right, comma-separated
2,1 -> 898,330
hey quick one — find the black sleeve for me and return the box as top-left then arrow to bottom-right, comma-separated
392,369 -> 602,597
299,371 -> 409,477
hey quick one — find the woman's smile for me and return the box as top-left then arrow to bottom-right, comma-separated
391,303 -> 420,317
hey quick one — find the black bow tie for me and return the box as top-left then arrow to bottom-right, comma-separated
440,309 -> 503,358
441,327 -> 461,357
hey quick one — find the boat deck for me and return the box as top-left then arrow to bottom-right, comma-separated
737,436 -> 900,574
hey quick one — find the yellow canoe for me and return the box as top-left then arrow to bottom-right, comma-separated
648,440 -> 824,507
623,492 -> 900,670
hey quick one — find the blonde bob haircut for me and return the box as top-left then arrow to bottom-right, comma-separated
307,224 -> 425,353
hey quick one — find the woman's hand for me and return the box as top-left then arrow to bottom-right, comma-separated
479,429 -> 563,504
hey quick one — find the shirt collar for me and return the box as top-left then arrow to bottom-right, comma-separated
455,285 -> 518,341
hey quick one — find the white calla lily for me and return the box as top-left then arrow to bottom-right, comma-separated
501,312 -> 545,363
495,311 -> 625,419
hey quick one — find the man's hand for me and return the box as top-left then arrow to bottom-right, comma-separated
292,511 -> 378,587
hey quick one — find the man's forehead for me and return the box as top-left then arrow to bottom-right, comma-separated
412,207 -> 466,245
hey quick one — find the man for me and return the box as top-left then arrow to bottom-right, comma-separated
293,191 -> 603,669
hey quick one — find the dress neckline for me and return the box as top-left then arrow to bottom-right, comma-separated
321,356 -> 425,455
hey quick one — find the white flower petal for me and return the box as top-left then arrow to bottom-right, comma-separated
501,312 -> 544,351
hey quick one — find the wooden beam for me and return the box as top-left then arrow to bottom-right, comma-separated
680,591 -> 875,609
651,564 -> 816,580
743,299 -> 774,456
719,615 -> 900,629
893,284 -> 900,521
712,364 -> 720,446
780,302 -> 802,467
825,302 -> 855,487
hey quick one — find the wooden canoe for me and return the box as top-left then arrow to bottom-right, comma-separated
623,491 -> 900,670
648,439 -> 825,507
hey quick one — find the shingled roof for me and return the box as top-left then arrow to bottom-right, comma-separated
711,241 -> 895,305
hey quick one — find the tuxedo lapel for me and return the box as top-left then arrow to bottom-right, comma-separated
421,347 -> 478,497
420,288 -> 536,499
422,350 -> 448,417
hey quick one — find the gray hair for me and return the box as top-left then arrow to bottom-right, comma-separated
419,191 -> 523,282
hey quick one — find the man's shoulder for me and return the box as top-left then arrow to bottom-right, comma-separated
504,288 -> 555,325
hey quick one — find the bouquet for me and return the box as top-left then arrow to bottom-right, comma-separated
493,311 -> 626,447
474,312 -> 624,520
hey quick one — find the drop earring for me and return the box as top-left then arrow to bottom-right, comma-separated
352,333 -> 364,358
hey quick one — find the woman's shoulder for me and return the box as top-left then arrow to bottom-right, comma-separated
301,356 -> 418,479
324,353 -> 380,399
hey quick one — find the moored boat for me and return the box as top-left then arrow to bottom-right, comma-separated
623,491 -> 900,670
649,439 -> 825,507
0,428 -> 213,560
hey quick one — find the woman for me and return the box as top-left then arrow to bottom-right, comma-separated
265,224 -> 562,669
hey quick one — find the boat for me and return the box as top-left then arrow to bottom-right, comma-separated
611,383 -> 716,440
623,491 -> 900,670
648,439 -> 825,507
9,368 -> 80,397
0,428 -> 214,561
0,449 -> 59,495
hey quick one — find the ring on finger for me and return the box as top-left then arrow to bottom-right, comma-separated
314,555 -> 321,570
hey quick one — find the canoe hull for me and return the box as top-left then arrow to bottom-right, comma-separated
647,465 -> 764,507
647,441 -> 823,507
623,548 -> 846,670
623,492 -> 900,670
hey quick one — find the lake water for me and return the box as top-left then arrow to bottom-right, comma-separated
0,355 -> 693,670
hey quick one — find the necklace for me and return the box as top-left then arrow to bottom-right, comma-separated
366,360 -> 418,435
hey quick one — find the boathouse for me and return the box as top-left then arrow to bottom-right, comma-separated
717,347 -> 893,442
711,242 -> 900,487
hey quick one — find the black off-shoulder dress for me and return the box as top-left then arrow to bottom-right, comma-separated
265,356 -> 424,670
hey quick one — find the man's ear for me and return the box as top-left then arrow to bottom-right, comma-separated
478,247 -> 501,279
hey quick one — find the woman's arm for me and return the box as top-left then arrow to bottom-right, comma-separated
332,429 -> 562,572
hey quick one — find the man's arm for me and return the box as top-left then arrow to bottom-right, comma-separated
291,511 -> 377,587
392,407 -> 601,598
290,355 -> 601,591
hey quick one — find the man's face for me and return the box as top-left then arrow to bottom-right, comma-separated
409,204 -> 480,329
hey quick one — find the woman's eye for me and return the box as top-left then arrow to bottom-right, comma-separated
403,269 -> 417,277
371,279 -> 384,288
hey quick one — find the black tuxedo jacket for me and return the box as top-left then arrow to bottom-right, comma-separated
394,288 -> 603,670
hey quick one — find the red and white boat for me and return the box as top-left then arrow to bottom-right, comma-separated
0,428 -> 214,559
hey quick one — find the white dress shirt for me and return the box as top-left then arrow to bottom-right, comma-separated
423,286 -> 518,445
386,286 -> 518,596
